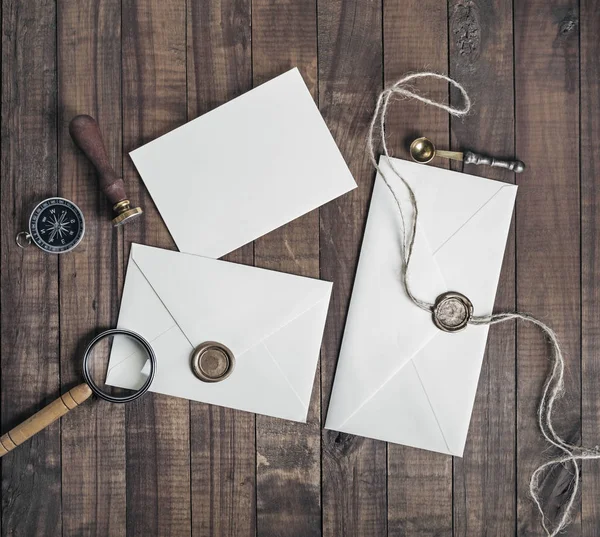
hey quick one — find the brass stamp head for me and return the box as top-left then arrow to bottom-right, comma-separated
112,200 -> 143,227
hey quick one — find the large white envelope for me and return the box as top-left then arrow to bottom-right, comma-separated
106,243 -> 332,422
325,157 -> 517,456
129,68 -> 356,259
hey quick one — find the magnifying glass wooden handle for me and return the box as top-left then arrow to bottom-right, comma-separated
69,115 -> 143,226
0,383 -> 92,457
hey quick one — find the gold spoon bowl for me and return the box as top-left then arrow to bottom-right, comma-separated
410,137 -> 464,164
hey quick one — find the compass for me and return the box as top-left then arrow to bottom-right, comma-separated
16,197 -> 85,254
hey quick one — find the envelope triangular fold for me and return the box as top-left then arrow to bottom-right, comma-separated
262,295 -> 331,409
381,158 -> 513,253
131,243 -> 330,357
328,360 -> 451,455
433,185 -> 517,313
411,327 -> 490,457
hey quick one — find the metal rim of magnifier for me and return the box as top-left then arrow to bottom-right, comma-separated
82,328 -> 156,404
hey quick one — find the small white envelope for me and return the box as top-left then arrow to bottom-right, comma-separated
325,157 -> 517,456
129,68 -> 356,259
106,243 -> 332,422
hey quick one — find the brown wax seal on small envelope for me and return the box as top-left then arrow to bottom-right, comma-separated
191,342 -> 235,382
432,292 -> 473,332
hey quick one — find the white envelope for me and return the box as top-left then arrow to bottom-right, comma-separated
106,243 -> 332,422
129,68 -> 356,259
325,157 -> 517,456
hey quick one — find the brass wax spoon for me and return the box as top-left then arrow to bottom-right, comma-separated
410,137 -> 526,173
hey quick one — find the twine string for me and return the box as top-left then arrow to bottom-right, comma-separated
367,72 -> 600,537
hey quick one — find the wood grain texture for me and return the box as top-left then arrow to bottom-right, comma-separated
57,1 -> 126,535
121,0 -> 191,535
0,0 -> 61,534
1,1 -> 598,535
581,0 -> 600,534
187,1 -> 256,535
383,1 -> 453,535
514,0 -> 580,534
251,1 -> 321,536
318,1 -> 387,536
448,1 -> 517,535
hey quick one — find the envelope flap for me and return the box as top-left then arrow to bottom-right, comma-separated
130,244 -> 332,357
381,158 -> 515,253
432,185 -> 517,313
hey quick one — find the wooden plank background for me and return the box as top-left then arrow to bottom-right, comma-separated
1,0 -> 598,535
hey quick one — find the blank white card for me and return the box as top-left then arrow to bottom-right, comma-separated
130,68 -> 357,258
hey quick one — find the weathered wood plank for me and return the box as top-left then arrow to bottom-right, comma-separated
581,0 -> 600,534
318,1 -> 387,536
514,0 -> 580,534
448,1 -> 517,535
121,0 -> 191,535
57,1 -> 126,536
251,1 -> 321,535
383,1 -> 453,535
0,0 -> 61,534
2,1 -> 597,535
187,1 -> 256,535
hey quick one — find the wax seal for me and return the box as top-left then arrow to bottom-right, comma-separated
432,291 -> 473,332
191,342 -> 235,382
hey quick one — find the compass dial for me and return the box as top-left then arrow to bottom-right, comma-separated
29,198 -> 85,254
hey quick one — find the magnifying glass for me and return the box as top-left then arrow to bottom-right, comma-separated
0,329 -> 156,457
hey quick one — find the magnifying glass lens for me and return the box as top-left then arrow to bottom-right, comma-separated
83,331 -> 156,404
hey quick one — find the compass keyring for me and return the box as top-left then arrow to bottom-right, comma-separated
16,197 -> 85,254
0,329 -> 156,458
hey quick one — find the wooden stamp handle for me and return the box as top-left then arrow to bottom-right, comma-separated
69,115 -> 127,205
0,384 -> 92,457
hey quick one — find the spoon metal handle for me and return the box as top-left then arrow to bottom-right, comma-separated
464,150 -> 526,173
434,149 -> 464,162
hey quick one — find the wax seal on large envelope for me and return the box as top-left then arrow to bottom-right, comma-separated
191,342 -> 235,382
432,291 -> 473,332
